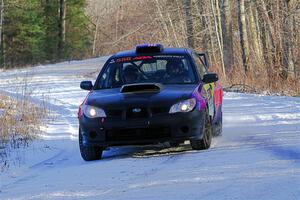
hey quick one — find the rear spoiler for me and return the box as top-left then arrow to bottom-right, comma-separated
120,83 -> 162,93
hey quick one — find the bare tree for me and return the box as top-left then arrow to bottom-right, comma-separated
85,0 -> 300,94
249,1 -> 263,64
183,0 -> 194,48
0,0 -> 4,66
58,0 -> 66,59
238,0 -> 250,74
211,0 -> 225,77
155,0 -> 171,45
221,0 -> 233,74
282,0 -> 296,79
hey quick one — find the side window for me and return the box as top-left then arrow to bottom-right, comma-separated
192,53 -> 207,79
114,67 -> 120,82
98,64 -> 119,89
98,70 -> 108,88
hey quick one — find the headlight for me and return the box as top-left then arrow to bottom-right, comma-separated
83,105 -> 106,118
169,98 -> 196,113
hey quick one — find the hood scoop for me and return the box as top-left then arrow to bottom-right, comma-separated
120,83 -> 162,93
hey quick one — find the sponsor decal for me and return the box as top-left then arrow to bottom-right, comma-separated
133,56 -> 152,60
116,57 -> 132,63
153,55 -> 184,58
115,55 -> 184,63
116,56 -> 153,63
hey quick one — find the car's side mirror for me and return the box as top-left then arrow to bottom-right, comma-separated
202,73 -> 218,84
80,81 -> 93,90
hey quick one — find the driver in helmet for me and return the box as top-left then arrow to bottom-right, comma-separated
165,60 -> 190,83
123,65 -> 139,84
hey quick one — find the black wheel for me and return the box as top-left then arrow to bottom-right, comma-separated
169,141 -> 180,147
212,111 -> 222,137
190,110 -> 212,150
79,129 -> 103,161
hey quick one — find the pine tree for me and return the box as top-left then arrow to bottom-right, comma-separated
4,0 -> 46,67
1,0 -> 91,68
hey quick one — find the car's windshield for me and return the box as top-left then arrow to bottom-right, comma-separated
96,55 -> 196,89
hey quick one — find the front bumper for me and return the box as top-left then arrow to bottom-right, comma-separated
79,109 -> 205,147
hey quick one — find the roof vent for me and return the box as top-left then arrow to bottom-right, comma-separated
120,83 -> 162,93
136,44 -> 164,54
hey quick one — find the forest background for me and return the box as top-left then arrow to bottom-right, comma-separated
0,0 -> 299,95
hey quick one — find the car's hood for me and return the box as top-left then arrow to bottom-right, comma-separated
87,84 -> 197,109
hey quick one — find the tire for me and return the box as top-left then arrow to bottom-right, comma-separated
169,141 -> 180,147
190,110 -> 212,150
79,129 -> 103,161
212,111 -> 222,137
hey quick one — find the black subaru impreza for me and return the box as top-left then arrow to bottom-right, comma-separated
78,44 -> 223,161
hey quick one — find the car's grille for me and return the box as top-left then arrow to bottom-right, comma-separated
126,107 -> 149,119
151,106 -> 169,115
106,109 -> 123,119
106,127 -> 171,141
106,106 -> 170,120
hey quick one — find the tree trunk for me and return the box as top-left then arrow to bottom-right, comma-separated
221,0 -> 233,73
211,0 -> 226,77
175,0 -> 186,46
92,16 -> 99,56
58,0 -> 66,59
238,0 -> 250,74
155,0 -> 170,44
0,0 -> 4,67
195,0 -> 211,63
215,0 -> 223,52
207,13 -> 217,66
183,0 -> 194,48
258,0 -> 275,50
283,0 -> 295,79
249,1 -> 263,65
167,12 -> 180,47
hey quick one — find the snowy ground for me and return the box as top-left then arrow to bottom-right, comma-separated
0,58 -> 300,200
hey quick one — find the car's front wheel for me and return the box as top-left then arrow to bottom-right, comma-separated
190,111 -> 212,150
79,129 -> 103,161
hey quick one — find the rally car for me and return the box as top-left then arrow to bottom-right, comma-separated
78,44 -> 223,161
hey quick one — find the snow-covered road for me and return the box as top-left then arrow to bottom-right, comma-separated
0,58 -> 300,200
